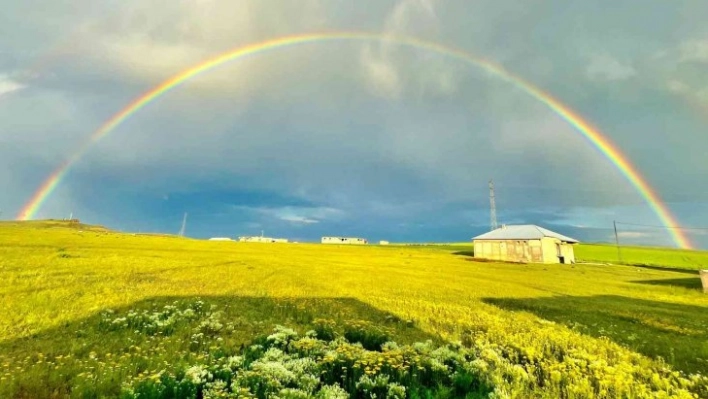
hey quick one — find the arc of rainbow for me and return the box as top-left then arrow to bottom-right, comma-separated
15,31 -> 693,249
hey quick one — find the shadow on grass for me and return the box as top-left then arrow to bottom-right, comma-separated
0,296 -> 443,398
631,277 -> 704,290
619,263 -> 700,275
452,252 -> 530,265
482,295 -> 708,375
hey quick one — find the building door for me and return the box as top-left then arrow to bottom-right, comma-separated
556,243 -> 565,264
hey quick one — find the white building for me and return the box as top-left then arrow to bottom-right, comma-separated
321,236 -> 368,245
472,224 -> 578,264
379,240 -> 390,245
209,237 -> 233,241
238,236 -> 288,243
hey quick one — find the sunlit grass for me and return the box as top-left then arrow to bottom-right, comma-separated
1,220 -> 707,398
575,243 -> 708,271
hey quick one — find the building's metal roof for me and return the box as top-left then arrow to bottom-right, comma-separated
472,225 -> 579,243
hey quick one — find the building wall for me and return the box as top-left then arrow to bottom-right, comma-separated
540,238 -> 575,264
561,244 -> 575,263
541,237 -> 559,264
473,239 -> 543,263
527,239 -> 544,262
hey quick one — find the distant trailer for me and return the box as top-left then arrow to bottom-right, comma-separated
321,236 -> 368,245
379,240 -> 390,245
209,237 -> 233,241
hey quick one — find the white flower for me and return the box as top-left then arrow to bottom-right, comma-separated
276,388 -> 310,399
262,348 -> 289,362
317,384 -> 349,399
268,325 -> 299,347
386,383 -> 406,399
184,365 -> 212,384
381,342 -> 399,351
203,380 -> 229,399
223,356 -> 244,371
249,361 -> 296,388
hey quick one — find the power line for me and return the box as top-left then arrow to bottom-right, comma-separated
613,221 -> 622,262
615,221 -> 708,231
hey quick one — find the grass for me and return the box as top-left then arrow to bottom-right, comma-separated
1,221 -> 707,398
394,241 -> 708,272
575,243 -> 708,271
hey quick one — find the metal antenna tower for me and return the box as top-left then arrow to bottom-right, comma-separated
178,213 -> 188,237
489,179 -> 498,231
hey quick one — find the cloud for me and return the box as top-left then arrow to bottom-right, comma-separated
234,205 -> 345,225
358,0 -> 456,99
585,54 -> 636,81
0,75 -> 25,97
359,45 -> 402,99
48,0 -> 334,97
666,78 -> 708,105
279,215 -> 319,224
678,38 -> 708,63
647,36 -> 708,113
2,0 -> 708,247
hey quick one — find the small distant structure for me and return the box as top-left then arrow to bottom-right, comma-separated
321,236 -> 368,245
379,240 -> 390,245
472,224 -> 578,264
209,237 -> 233,241
238,236 -> 288,243
238,230 -> 288,243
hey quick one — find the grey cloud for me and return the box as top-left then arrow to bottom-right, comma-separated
678,38 -> 708,63
358,0 -> 458,99
2,0 -> 707,247
585,54 -> 636,81
236,205 -> 345,225
0,75 -> 25,97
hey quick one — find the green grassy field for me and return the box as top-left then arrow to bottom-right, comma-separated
1,221 -> 707,398
574,244 -> 708,271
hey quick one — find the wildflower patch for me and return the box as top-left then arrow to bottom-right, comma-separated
122,325 -> 493,399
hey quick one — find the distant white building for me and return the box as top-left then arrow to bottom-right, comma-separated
321,237 -> 368,245
238,236 -> 288,243
209,237 -> 233,241
379,240 -> 390,245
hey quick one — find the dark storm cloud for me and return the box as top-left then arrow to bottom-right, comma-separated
2,0 -> 707,246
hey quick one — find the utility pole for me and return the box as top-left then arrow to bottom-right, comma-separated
178,213 -> 188,237
489,179 -> 498,231
613,220 -> 622,263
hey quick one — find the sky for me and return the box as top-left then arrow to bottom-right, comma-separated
1,0 -> 708,247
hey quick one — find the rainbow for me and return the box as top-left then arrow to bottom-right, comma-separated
15,31 -> 693,249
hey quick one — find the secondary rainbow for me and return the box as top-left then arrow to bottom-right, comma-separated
16,31 -> 693,249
